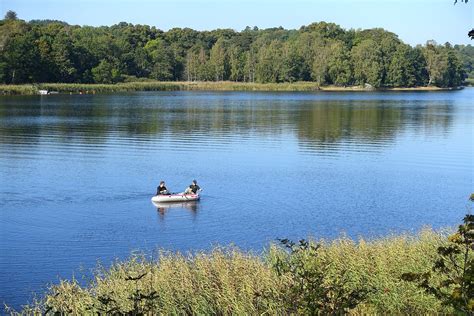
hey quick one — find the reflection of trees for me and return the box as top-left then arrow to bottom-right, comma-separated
0,95 -> 455,152
295,100 -> 453,148
296,101 -> 405,144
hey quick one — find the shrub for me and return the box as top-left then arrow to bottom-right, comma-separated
402,214 -> 474,315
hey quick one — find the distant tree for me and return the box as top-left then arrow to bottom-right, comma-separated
145,39 -> 175,80
351,39 -> 383,87
311,39 -> 330,85
4,10 -> 17,21
280,42 -> 305,83
228,44 -> 245,81
197,46 -> 212,80
256,40 -> 283,83
423,42 -> 445,85
209,38 -> 227,81
387,44 -> 417,87
2,32 -> 41,83
91,60 -> 121,83
422,42 -> 465,87
454,44 -> 474,78
185,49 -> 199,81
443,47 -> 466,86
327,41 -> 353,86
243,47 -> 257,82
38,24 -> 77,82
185,45 -> 211,81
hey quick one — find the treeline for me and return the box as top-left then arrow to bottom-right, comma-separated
0,11 -> 471,87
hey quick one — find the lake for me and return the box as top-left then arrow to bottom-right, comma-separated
0,89 -> 473,309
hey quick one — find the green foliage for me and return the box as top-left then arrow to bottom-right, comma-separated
311,38 -> 331,85
209,38 -> 228,81
256,40 -> 283,83
91,60 -> 122,84
402,214 -> 474,314
272,239 -> 369,314
327,40 -> 353,86
388,44 -> 418,87
0,14 -> 469,87
144,39 -> 175,80
423,41 -> 467,87
351,39 -> 384,87
455,44 -> 474,79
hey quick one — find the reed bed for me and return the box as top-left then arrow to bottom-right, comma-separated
1,81 -> 461,96
7,228 -> 458,315
0,81 -> 323,95
0,84 -> 39,95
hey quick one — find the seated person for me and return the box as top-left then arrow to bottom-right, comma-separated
184,179 -> 200,194
156,181 -> 169,195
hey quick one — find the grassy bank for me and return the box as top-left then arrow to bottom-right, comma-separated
0,81 -> 461,96
9,229 -> 464,315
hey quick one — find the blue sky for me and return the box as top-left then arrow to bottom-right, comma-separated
2,0 -> 473,45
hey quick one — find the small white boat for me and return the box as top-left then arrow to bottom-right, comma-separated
151,193 -> 200,203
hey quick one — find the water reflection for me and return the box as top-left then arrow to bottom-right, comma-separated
153,201 -> 199,221
0,93 -> 455,152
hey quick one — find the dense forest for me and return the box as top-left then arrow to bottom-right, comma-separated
0,11 -> 472,87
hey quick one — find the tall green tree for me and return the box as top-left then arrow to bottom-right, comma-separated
3,32 -> 41,83
91,60 -> 121,83
280,42 -> 306,82
311,39 -> 330,85
243,47 -> 257,82
228,44 -> 245,81
255,40 -> 283,83
387,44 -> 417,87
351,39 -> 384,87
209,38 -> 227,81
327,41 -> 353,86
145,39 -> 175,80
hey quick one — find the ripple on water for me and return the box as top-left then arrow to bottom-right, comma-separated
0,90 -> 473,310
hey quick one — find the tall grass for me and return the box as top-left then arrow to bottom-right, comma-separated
1,81 -> 322,95
0,84 -> 39,95
7,229 -> 456,315
1,81 -> 459,96
267,230 -> 450,314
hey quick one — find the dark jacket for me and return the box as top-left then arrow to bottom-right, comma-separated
189,184 -> 200,194
157,185 -> 168,195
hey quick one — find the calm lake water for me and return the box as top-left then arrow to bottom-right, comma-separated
1,89 -> 473,308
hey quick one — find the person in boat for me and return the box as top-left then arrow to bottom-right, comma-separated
156,181 -> 169,195
184,179 -> 200,195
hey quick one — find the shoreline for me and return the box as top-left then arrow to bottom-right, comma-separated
0,81 -> 467,96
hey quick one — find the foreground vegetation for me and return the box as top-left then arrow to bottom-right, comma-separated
7,214 -> 474,315
0,81 -> 462,96
1,11 -> 472,89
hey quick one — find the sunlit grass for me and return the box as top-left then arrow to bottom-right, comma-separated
7,228 -> 456,315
